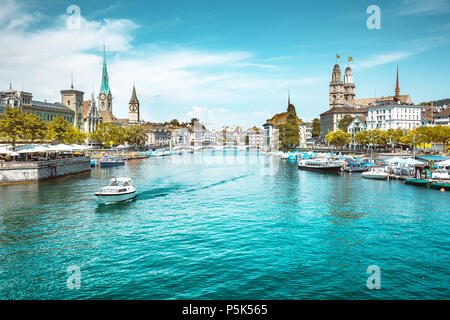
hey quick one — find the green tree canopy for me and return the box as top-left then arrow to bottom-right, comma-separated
311,118 -> 320,137
325,129 -> 351,148
125,125 -> 147,148
89,123 -> 126,148
278,106 -> 300,152
23,113 -> 47,142
354,131 -> 371,147
338,115 -> 355,131
0,106 -> 26,150
47,116 -> 86,144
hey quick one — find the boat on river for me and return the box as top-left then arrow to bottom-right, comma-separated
95,177 -> 136,204
297,159 -> 343,173
429,181 -> 450,191
361,167 -> 390,180
405,178 -> 429,187
99,156 -> 125,167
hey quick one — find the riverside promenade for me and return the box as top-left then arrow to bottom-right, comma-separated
0,157 -> 91,184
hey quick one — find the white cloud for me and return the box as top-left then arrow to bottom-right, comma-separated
353,52 -> 415,69
0,0 -> 326,128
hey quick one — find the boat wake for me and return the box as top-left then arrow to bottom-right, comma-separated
183,173 -> 252,193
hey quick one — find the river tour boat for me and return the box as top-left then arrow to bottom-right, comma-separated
297,159 -> 343,173
95,177 -> 136,204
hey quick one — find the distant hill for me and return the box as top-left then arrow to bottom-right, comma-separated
420,98 -> 450,106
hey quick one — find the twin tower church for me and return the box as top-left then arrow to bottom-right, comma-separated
60,45 -> 141,133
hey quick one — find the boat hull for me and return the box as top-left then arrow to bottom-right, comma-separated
405,179 -> 429,187
95,191 -> 136,204
297,165 -> 342,173
361,173 -> 388,180
345,167 -> 368,173
429,183 -> 450,191
100,161 -> 125,167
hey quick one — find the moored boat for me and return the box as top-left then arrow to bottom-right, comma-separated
297,159 -> 342,173
405,178 -> 429,187
361,167 -> 390,180
99,156 -> 125,167
95,177 -> 136,204
429,182 -> 450,191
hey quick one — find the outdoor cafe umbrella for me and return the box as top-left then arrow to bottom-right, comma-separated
437,159 -> 450,167
385,157 -> 404,164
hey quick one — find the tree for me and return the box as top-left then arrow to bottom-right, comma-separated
325,130 -> 351,149
354,131 -> 371,149
278,105 -> 300,152
311,118 -> 321,137
125,125 -> 147,148
433,125 -> 450,153
0,106 -> 27,150
372,128 -> 389,150
169,119 -> 180,126
89,123 -> 126,148
338,115 -> 354,131
23,113 -> 47,142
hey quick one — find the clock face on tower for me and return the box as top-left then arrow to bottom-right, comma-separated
130,104 -> 137,112
100,93 -> 106,101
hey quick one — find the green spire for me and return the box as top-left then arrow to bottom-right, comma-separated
100,43 -> 110,96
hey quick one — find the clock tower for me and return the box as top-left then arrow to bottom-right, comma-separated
128,85 -> 140,124
98,44 -> 112,112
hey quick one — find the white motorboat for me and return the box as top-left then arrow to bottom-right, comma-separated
361,167 -> 390,180
95,177 -> 136,204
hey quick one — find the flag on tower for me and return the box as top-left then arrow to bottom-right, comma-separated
336,54 -> 340,59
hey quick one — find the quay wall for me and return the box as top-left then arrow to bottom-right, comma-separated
0,157 -> 91,184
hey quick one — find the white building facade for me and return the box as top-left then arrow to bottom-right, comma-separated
366,103 -> 421,130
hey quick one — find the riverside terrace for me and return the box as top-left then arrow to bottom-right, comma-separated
0,144 -> 91,184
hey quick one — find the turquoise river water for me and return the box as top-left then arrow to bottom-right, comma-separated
0,151 -> 449,299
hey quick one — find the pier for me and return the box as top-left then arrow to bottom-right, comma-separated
0,157 -> 91,184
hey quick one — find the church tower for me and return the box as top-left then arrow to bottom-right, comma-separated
329,64 -> 344,108
128,85 -> 140,124
394,64 -> 400,103
60,73 -> 84,130
98,44 -> 112,112
343,65 -> 355,102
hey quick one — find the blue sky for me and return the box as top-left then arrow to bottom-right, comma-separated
0,0 -> 449,128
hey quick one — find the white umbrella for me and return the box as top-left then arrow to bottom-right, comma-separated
403,158 -> 423,166
437,159 -> 450,167
54,144 -> 74,152
0,146 -> 11,155
385,157 -> 404,164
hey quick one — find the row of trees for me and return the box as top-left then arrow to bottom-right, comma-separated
89,123 -> 147,148
0,107 -> 86,150
325,126 -> 450,151
0,106 -> 149,150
